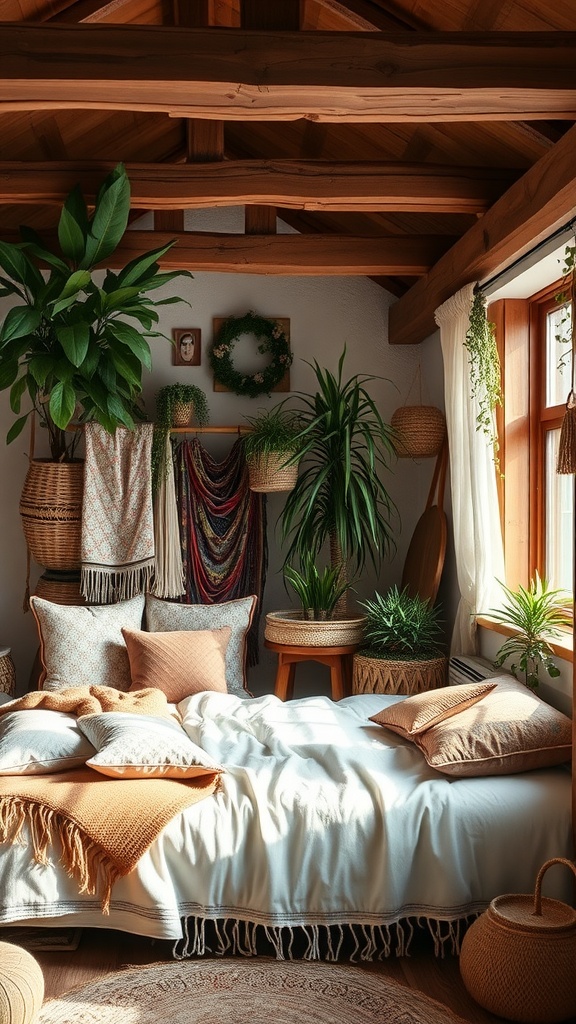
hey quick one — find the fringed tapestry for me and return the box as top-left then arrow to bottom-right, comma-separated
174,438 -> 267,667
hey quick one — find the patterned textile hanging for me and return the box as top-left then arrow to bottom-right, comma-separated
174,438 -> 267,667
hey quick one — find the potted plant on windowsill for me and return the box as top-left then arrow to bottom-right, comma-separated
486,573 -> 571,690
242,405 -> 303,493
0,162 -> 192,576
352,586 -> 447,695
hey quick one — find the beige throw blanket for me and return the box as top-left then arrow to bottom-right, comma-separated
81,423 -> 155,603
0,685 -> 172,719
0,768 -> 218,912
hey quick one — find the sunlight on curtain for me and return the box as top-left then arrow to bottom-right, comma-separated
434,283 -> 505,654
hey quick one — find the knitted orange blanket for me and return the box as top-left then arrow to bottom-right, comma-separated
0,685 -> 172,719
0,767 -> 218,912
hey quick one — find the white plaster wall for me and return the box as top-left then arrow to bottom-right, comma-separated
0,209 -> 446,696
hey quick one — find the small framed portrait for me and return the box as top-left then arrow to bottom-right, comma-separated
172,328 -> 201,366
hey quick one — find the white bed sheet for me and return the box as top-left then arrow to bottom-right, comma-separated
0,692 -> 572,946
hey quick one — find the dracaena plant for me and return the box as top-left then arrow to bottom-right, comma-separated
0,162 -> 192,461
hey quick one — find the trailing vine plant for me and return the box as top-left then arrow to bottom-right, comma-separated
464,290 -> 503,466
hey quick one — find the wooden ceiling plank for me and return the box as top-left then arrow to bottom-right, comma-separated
388,121 -> 576,345
0,228 -> 448,274
241,0 -> 301,30
3,27 -> 576,121
186,122 -> 225,160
245,205 -> 277,233
49,0 -> 143,21
0,159 -> 516,212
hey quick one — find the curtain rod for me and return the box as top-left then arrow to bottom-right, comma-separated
478,218 -> 576,296
67,424 -> 251,433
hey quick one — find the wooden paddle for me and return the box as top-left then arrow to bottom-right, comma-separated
401,437 -> 448,605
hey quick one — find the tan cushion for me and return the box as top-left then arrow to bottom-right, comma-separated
78,712 -> 225,780
414,676 -> 573,777
123,627 -> 230,702
369,681 -> 497,738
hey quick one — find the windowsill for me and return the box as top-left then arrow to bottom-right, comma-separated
476,616 -> 573,663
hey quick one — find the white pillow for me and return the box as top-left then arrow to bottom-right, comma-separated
0,710 -> 96,775
78,712 -> 225,780
145,594 -> 256,698
30,595 -> 145,692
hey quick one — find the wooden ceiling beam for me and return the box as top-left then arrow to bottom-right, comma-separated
3,27 -> 576,121
0,160 -> 516,213
388,122 -> 576,345
0,228 -> 448,275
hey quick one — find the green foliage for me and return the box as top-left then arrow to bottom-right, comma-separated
554,244 -> 575,375
464,290 -> 503,465
488,572 -> 571,690
242,404 -> 303,460
0,163 -> 193,460
284,554 -> 352,619
280,349 -> 398,575
151,382 -> 210,489
359,586 -> 444,661
210,311 -> 293,398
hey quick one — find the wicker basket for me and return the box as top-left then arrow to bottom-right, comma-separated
172,401 -> 194,427
34,570 -> 86,606
0,647 -> 16,696
352,653 -> 448,695
391,406 -> 446,459
19,459 -> 84,571
247,453 -> 299,493
460,858 -> 576,1023
265,610 -> 366,647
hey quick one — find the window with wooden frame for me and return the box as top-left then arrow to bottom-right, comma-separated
490,282 -> 573,603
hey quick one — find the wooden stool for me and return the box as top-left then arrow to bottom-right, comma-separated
264,640 -> 357,701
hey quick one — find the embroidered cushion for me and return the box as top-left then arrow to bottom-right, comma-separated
30,595 -> 145,692
0,710 -> 95,775
369,681 -> 497,738
78,712 -> 225,780
145,595 -> 256,698
123,626 -> 230,701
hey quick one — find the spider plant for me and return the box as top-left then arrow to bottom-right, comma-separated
488,573 -> 571,690
242,404 -> 303,462
359,586 -> 444,661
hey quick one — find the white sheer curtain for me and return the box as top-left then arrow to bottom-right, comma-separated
434,283 -> 505,654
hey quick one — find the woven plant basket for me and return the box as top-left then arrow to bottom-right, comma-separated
19,459 -> 84,571
0,648 -> 15,696
34,570 -> 86,606
391,406 -> 446,459
247,453 -> 299,493
171,401 -> 194,427
352,653 -> 448,695
265,610 -> 366,647
460,858 -> 576,1024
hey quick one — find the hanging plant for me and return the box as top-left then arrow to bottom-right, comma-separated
464,290 -> 503,463
554,243 -> 576,473
151,382 -> 210,490
209,311 -> 292,398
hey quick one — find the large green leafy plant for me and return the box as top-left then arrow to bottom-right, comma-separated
0,163 -> 191,460
359,586 -> 444,661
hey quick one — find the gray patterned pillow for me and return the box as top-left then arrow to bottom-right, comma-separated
30,595 -> 145,692
145,595 -> 256,698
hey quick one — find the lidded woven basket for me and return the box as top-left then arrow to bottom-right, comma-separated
391,405 -> 446,459
460,857 -> 576,1023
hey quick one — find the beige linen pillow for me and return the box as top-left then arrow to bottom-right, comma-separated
369,681 -> 497,738
78,712 -> 225,780
30,595 -> 145,692
414,676 -> 572,777
0,710 -> 95,775
145,595 -> 256,698
123,626 -> 230,702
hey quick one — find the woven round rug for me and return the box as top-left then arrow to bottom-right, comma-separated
38,959 -> 469,1024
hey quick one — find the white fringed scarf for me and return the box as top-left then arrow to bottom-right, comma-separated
152,433 -> 185,599
80,423 -> 155,603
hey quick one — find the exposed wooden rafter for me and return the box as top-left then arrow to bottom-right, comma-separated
0,160 -> 516,214
2,27 -> 576,121
388,122 -> 576,345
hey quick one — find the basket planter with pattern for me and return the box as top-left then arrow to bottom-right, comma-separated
352,652 -> 448,695
19,459 -> 84,572
265,610 -> 366,647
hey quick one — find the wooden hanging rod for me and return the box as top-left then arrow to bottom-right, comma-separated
67,423 -> 251,433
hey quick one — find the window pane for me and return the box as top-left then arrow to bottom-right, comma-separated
546,304 -> 572,407
545,429 -> 574,592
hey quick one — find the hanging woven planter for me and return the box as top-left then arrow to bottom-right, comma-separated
246,452 -> 300,493
391,405 -> 446,459
171,401 -> 194,427
19,458 -> 84,571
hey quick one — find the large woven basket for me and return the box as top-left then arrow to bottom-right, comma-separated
247,453 -> 299,493
391,405 -> 446,459
19,459 -> 84,571
0,648 -> 16,696
352,653 -> 448,695
460,858 -> 576,1024
265,610 -> 366,647
34,570 -> 86,606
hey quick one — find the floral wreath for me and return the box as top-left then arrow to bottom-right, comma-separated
210,311 -> 293,398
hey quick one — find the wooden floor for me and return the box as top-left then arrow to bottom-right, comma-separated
24,926 -> 509,1022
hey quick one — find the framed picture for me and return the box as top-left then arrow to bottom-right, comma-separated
172,328 -> 201,366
